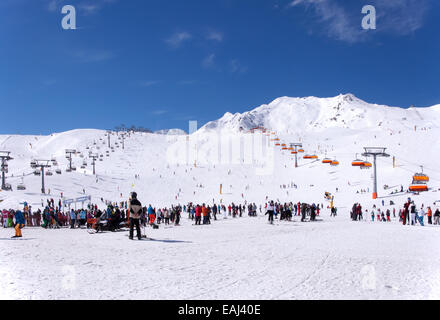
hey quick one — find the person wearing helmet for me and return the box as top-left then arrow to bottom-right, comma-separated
128,192 -> 142,240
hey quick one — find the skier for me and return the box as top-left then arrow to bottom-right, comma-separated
427,207 -> 432,225
418,206 -> 425,226
434,208 -> 440,225
265,201 -> 275,224
371,205 -> 376,222
128,192 -> 143,240
410,202 -> 417,225
2,210 -> 8,228
195,204 -> 202,225
12,209 -> 25,238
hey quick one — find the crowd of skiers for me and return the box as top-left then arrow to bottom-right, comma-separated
3,194 -> 439,239
264,201 -> 323,224
350,198 -> 440,226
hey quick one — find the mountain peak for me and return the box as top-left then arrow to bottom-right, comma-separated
198,94 -> 440,134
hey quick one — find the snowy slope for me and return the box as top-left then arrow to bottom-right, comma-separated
0,94 -> 439,213
1,214 -> 439,300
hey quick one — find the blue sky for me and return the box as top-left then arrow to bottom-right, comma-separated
1,0 -> 439,134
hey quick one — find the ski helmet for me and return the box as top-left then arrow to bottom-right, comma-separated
131,192 -> 137,199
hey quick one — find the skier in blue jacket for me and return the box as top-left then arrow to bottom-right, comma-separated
12,210 -> 25,238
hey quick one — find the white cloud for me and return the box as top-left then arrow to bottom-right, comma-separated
78,3 -> 101,15
202,54 -> 216,69
370,0 -> 429,35
47,0 -> 62,12
288,0 -> 365,43
229,59 -> 247,74
47,0 -> 118,15
165,32 -> 192,48
287,0 -> 430,43
206,31 -> 224,42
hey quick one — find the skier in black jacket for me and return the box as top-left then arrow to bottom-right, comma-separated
128,192 -> 143,240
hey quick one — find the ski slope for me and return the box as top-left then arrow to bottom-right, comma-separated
1,93 -> 440,300
1,214 -> 439,300
0,94 -> 439,212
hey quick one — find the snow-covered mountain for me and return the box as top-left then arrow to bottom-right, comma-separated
200,94 -> 440,133
154,128 -> 187,135
0,94 -> 439,211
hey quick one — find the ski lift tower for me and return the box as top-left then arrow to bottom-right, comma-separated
362,147 -> 390,199
106,130 -> 112,148
120,132 -> 126,150
89,153 -> 99,175
290,143 -> 303,168
0,151 -> 13,191
31,160 -> 51,194
65,149 -> 76,171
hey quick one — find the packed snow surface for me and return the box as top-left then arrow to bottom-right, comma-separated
1,214 -> 439,300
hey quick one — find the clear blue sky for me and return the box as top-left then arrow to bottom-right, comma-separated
1,0 -> 439,134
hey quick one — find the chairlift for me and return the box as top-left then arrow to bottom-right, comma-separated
330,160 -> 340,166
413,167 -> 429,182
409,182 -> 428,192
352,154 -> 364,167
46,170 -> 53,176
360,161 -> 372,169
56,169 -> 62,175
17,183 -> 26,190
33,169 -> 41,176
2,183 -> 12,191
409,168 -> 429,192
322,158 -> 332,164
